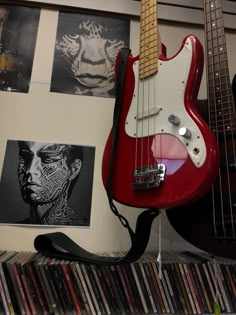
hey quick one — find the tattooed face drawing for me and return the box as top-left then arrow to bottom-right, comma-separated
18,141 -> 82,204
52,14 -> 130,97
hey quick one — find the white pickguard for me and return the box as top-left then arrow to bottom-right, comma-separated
125,38 -> 206,168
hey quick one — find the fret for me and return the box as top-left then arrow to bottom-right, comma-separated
211,122 -> 235,131
208,70 -> 230,79
207,37 -> 225,48
139,0 -> 160,79
209,86 -> 233,94
209,97 -> 234,107
140,19 -> 157,32
208,82 -> 231,92
139,45 -> 158,57
209,100 -> 234,108
139,64 -> 159,78
211,124 -> 235,131
207,28 -> 224,42
139,55 -> 158,71
210,117 -> 235,126
207,31 -> 225,45
208,69 -> 230,77
207,52 -> 228,65
140,40 -> 157,51
208,90 -> 232,99
140,28 -> 158,41
208,83 -> 231,92
208,68 -> 230,77
209,110 -> 235,122
140,34 -> 158,51
206,19 -> 223,33
209,59 -> 228,71
209,108 -> 235,117
206,8 -> 221,21
212,127 -> 235,134
206,0 -> 221,11
209,99 -> 234,109
206,32 -> 225,42
207,47 -> 227,61
210,114 -> 234,121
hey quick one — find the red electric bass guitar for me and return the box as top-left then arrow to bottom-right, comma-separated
102,0 -> 219,209
167,0 -> 236,259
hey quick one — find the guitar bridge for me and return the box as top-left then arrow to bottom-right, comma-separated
132,164 -> 166,190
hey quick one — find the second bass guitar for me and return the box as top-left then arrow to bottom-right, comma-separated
102,0 -> 219,209
167,0 -> 236,259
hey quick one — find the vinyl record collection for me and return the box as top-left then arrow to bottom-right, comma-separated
0,250 -> 236,314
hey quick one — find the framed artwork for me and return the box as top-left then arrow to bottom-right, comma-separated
0,4 -> 40,92
0,140 -> 95,227
50,12 -> 130,98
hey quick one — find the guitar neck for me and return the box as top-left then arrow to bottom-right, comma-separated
204,0 -> 236,134
139,0 -> 161,80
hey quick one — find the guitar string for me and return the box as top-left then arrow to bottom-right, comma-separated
216,0 -> 235,238
213,0 -> 227,238
135,0 -> 143,181
222,48 -> 236,239
206,0 -> 224,238
211,0 -> 227,238
205,0 -> 219,238
147,75 -> 150,173
135,62 -> 140,177
220,0 -> 236,237
153,64 -> 158,171
140,1 -> 146,177
136,0 -> 159,187
141,76 -> 145,174
135,68 -> 145,180
145,1 -> 155,181
209,0 -> 235,239
155,3 -> 162,179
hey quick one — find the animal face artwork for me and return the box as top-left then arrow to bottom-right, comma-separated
51,14 -> 130,97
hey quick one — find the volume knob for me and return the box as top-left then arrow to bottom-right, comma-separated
168,114 -> 180,126
179,127 -> 192,139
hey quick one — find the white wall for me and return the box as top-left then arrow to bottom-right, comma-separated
0,7 -> 236,254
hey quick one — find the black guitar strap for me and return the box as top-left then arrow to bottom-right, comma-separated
34,48 -> 160,265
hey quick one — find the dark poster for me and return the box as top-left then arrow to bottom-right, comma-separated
0,4 -> 40,93
50,12 -> 130,98
0,140 -> 95,227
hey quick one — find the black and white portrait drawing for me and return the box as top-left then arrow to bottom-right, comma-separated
50,12 -> 130,98
0,5 -> 40,93
0,140 -> 95,226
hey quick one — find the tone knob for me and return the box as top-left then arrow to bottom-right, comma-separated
179,127 -> 192,139
168,114 -> 180,126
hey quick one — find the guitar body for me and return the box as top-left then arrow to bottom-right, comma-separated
167,78 -> 236,259
102,35 -> 219,209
